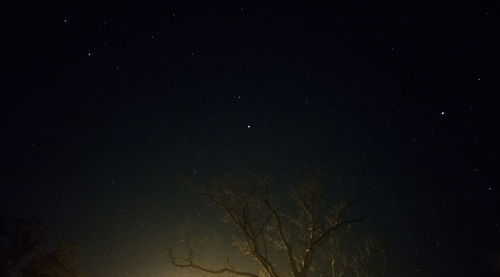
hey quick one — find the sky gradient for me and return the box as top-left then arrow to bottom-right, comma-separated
1,1 -> 499,276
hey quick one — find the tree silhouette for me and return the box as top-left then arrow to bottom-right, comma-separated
327,234 -> 387,277
1,216 -> 81,277
167,172 -> 382,277
1,216 -> 45,276
21,243 -> 80,277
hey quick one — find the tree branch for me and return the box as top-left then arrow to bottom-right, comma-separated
263,197 -> 300,276
165,247 -> 259,277
203,188 -> 281,277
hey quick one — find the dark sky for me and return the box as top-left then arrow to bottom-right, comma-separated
1,1 -> 499,276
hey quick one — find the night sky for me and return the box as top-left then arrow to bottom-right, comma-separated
1,1 -> 499,276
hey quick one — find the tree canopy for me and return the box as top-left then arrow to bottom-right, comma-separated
1,216 -> 81,277
167,171 -> 385,277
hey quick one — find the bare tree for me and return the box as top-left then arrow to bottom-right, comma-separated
21,243 -> 80,277
167,172 -> 374,277
0,216 -> 45,276
1,216 -> 81,277
328,234 -> 387,277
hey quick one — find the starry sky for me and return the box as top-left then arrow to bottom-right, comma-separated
1,1 -> 499,277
